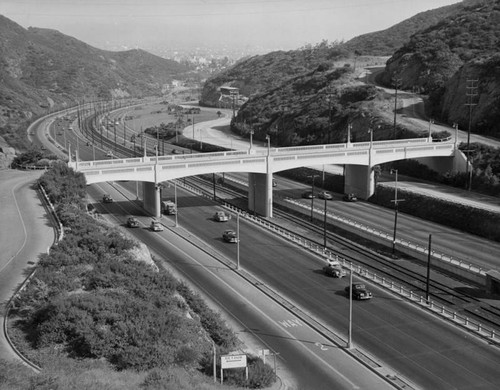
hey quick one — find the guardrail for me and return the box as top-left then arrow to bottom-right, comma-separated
284,197 -> 486,276
176,179 -> 499,346
2,183 -> 65,372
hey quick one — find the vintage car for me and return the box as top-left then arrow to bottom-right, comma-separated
318,191 -> 333,200
126,216 -> 139,228
344,282 -> 372,300
102,194 -> 113,203
150,219 -> 164,232
222,229 -> 238,243
323,263 -> 346,278
343,193 -> 358,202
213,211 -> 229,222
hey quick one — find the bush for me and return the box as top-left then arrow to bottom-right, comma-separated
223,356 -> 276,389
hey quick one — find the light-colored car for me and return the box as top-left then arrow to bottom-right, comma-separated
222,229 -> 238,243
323,263 -> 346,278
150,219 -> 164,232
213,211 -> 229,222
318,191 -> 333,200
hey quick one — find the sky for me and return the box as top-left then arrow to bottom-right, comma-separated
1,0 -> 462,52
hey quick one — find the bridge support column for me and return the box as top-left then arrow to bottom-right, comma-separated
344,165 -> 375,200
248,173 -> 273,217
143,181 -> 161,218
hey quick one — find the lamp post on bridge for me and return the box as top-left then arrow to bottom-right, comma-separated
428,119 -> 434,141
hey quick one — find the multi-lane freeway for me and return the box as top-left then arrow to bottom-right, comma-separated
16,101 -> 500,389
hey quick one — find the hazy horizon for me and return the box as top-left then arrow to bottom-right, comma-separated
1,0 -> 462,54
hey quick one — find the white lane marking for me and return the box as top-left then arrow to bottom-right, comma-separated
0,180 -> 29,274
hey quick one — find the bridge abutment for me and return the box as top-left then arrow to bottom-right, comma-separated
414,153 -> 465,175
344,164 -> 375,200
248,173 -> 273,217
143,181 -> 161,218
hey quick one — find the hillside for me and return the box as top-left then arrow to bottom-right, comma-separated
379,0 -> 500,137
341,1 -> 464,56
0,14 -> 190,150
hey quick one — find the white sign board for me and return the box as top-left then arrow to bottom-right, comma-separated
221,354 -> 247,369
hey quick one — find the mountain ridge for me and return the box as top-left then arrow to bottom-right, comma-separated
0,14 -> 190,150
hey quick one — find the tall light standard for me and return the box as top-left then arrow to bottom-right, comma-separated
266,134 -> 270,156
192,110 -> 195,139
323,196 -> 328,249
428,119 -> 434,141
174,180 -> 178,228
249,130 -> 254,152
236,213 -> 240,270
347,262 -> 353,349
426,234 -> 432,302
390,169 -> 404,256
131,135 -> 136,157
308,174 -> 319,222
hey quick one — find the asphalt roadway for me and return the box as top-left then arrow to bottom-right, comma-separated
0,169 -> 55,363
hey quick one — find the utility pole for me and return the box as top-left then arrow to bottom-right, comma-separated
465,79 -> 478,191
390,169 -> 404,256
392,75 -> 402,140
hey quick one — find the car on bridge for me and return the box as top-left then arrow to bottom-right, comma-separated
102,194 -> 113,203
150,219 -> 164,232
213,211 -> 229,222
345,282 -> 372,300
126,216 -> 139,228
323,263 -> 346,278
318,191 -> 333,200
222,229 -> 238,243
343,193 -> 358,202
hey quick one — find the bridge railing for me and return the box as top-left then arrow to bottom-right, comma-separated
71,137 -> 454,171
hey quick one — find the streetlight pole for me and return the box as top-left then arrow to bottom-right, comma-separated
236,213 -> 240,270
308,174 -> 318,222
347,262 -> 353,349
266,134 -> 270,155
390,169 -> 403,256
426,234 -> 432,302
174,180 -> 178,228
323,197 -> 328,249
249,130 -> 254,152
192,110 -> 195,139
428,119 -> 434,141
453,123 -> 459,148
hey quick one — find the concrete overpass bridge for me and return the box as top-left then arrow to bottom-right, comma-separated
69,138 -> 466,218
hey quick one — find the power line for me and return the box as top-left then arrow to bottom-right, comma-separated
465,78 -> 478,191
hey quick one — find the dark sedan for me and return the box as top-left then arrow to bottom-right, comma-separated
344,282 -> 372,300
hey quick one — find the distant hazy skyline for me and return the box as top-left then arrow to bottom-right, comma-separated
1,0 -> 461,52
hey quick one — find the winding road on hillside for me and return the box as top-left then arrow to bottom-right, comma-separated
0,169 -> 55,364
364,66 -> 500,147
